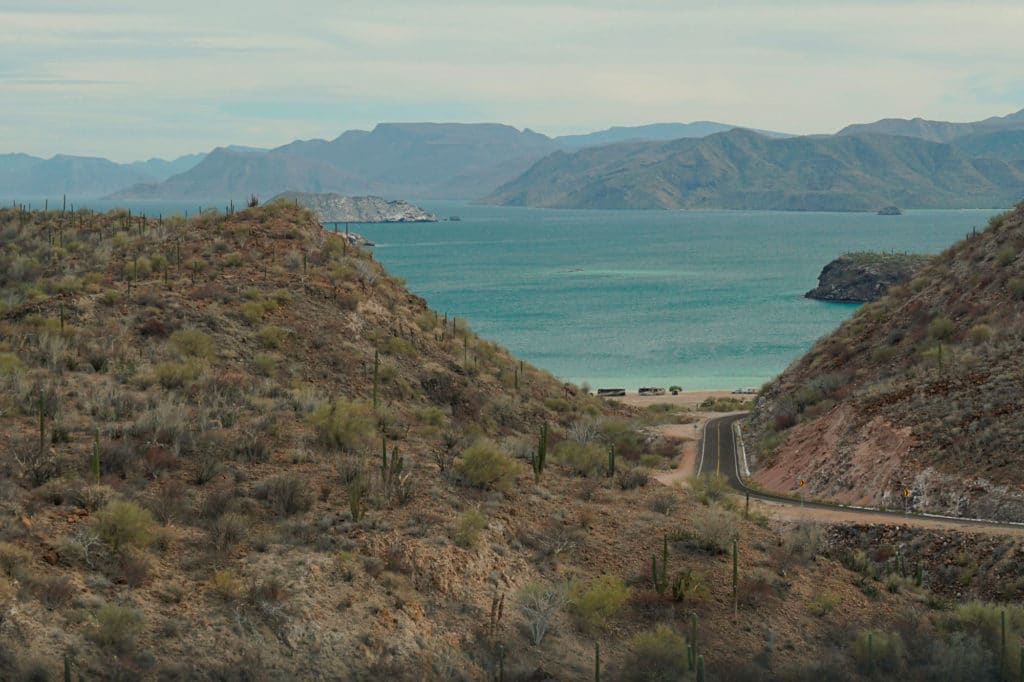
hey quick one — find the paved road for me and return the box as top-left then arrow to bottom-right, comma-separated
697,413 -> 1024,532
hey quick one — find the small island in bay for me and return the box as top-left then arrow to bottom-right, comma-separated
805,251 -> 931,302
272,191 -> 437,223
877,206 -> 902,215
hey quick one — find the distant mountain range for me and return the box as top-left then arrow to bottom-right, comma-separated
554,122 -> 791,148
483,128 -> 1024,211
2,110 -> 1023,210
0,145 -> 262,198
837,108 -> 1024,143
111,123 -> 561,201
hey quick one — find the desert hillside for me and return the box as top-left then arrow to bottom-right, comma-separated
1,200 -> 1022,680
748,202 -> 1024,520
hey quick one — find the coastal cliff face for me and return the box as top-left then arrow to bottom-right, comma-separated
805,252 -> 931,302
272,191 -> 437,223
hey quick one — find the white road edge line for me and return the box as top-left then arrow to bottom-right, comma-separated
697,418 -> 708,475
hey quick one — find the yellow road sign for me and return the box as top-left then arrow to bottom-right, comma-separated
798,479 -> 805,488
903,488 -> 911,498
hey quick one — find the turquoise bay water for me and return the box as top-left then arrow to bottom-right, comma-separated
354,203 -> 998,390
16,196 -> 996,390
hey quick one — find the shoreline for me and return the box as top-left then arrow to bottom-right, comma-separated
601,389 -> 742,409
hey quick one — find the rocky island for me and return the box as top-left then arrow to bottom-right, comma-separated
272,191 -> 437,223
805,251 -> 931,302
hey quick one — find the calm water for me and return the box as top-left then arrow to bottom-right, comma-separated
354,203 -> 999,390
16,196 -> 997,390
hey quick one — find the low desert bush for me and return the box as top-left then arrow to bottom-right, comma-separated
169,328 -> 213,359
211,569 -> 243,600
689,473 -> 729,505
850,628 -> 905,675
89,604 -> 144,652
568,575 -> 630,634
254,475 -> 312,517
616,466 -> 649,490
620,625 -> 689,682
307,399 -> 376,453
516,580 -> 567,645
155,360 -> 201,389
454,508 -> 487,549
553,441 -> 607,477
92,500 -> 155,551
455,439 -> 518,492
258,325 -> 288,349
692,507 -> 738,554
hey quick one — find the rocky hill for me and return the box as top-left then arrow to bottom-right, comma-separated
806,252 -> 932,303
272,192 -> 436,223
837,108 -> 1024,144
483,129 -> 1024,211
747,203 -> 1024,520
3,201 -> 1024,679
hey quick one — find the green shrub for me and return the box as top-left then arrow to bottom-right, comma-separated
307,399 -> 376,453
996,247 -> 1017,267
92,500 -> 154,551
850,628 -> 905,674
693,507 -> 738,554
454,508 -> 487,548
455,439 -> 519,492
870,346 -> 897,363
616,466 -> 649,490
415,311 -> 438,331
568,575 -> 630,634
621,625 -> 689,681
253,352 -> 277,376
127,257 -> 152,278
89,604 -> 144,652
0,352 -> 24,376
1008,278 -> 1024,300
155,360 -> 200,389
639,454 -> 666,469
553,441 -> 607,477
689,473 -> 729,505
240,300 -> 265,323
543,397 -> 571,412
224,251 -> 244,267
254,475 -> 312,517
928,315 -> 955,341
967,324 -> 993,345
258,325 -> 288,349
808,591 -> 840,617
169,328 -> 213,358
211,569 -> 243,600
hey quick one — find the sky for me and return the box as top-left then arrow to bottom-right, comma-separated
2,0 -> 1023,162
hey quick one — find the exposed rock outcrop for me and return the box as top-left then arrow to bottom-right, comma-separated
272,191 -> 437,223
805,252 -> 931,303
749,204 -> 1024,520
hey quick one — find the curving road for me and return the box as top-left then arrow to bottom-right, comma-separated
697,413 -> 1024,532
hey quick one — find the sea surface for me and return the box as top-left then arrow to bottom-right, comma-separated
353,202 -> 999,390
11,196 -> 999,390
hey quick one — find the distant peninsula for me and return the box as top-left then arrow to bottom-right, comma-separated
483,128 -> 1024,211
272,192 -> 437,223
806,251 -> 931,302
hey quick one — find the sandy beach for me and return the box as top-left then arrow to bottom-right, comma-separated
607,388 -> 738,409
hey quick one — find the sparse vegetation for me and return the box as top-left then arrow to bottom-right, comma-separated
0,201 -> 1018,679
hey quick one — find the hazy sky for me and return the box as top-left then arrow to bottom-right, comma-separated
2,0 -> 1023,162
